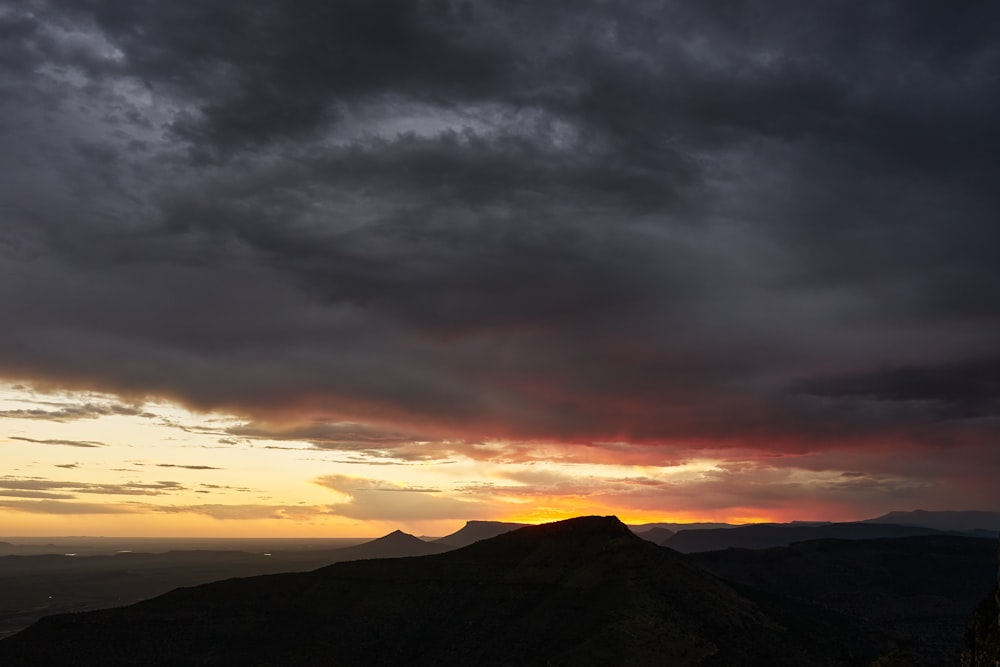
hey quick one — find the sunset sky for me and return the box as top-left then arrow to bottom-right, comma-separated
1,1 -> 998,537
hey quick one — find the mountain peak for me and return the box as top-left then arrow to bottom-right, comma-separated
456,515 -> 648,564
370,529 -> 421,545
522,515 -> 631,535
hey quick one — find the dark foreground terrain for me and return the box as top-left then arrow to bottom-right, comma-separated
693,536 -> 998,665
0,516 -> 995,666
0,516 -> 886,666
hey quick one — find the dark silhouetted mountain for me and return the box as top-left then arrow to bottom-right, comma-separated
864,510 -> 1000,533
0,516 -> 877,666
433,519 -> 527,547
694,535 -> 998,666
664,521 -> 954,553
634,526 -> 675,546
324,529 -> 453,560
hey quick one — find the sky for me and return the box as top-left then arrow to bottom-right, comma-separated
1,0 -> 999,537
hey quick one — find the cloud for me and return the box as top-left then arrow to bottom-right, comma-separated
313,474 -> 500,521
0,490 -> 76,500
153,464 -> 222,471
0,500 -> 140,515
793,358 -> 1000,422
151,504 -> 330,521
0,403 -> 152,422
9,436 -> 106,448
0,0 -> 997,515
199,483 -> 254,493
0,477 -> 185,497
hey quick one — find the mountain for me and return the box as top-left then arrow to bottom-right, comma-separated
634,526 -> 675,546
694,535 -> 998,665
629,522 -> 735,532
864,510 -> 1000,533
0,516 -> 875,666
433,519 -> 527,547
323,529 -> 453,560
664,521 -> 956,553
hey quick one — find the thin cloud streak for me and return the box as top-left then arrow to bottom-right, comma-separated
9,436 -> 106,448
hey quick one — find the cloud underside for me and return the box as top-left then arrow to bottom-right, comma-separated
0,0 -> 998,474
4,438 -> 999,524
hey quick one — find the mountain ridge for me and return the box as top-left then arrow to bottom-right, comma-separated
0,516 -> 867,666
432,519 -> 528,547
664,521 -> 983,553
864,510 -> 1000,533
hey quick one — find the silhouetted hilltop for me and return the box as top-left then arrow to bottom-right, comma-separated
665,521 -> 953,553
0,516 -> 866,666
325,529 -> 452,560
865,510 -> 1000,533
433,519 -> 527,547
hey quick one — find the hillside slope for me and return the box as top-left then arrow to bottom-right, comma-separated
0,516 -> 865,666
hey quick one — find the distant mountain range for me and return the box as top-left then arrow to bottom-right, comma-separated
864,510 -> 1000,533
1,510 -> 997,663
630,521 -> 735,532
0,517 -> 866,665
2,515 -> 996,666
638,509 -> 1000,553
661,521 -> 972,553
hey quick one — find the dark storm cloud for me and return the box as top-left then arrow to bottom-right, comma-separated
1,0 -> 999,471
46,0 -> 509,158
795,358 -> 1000,420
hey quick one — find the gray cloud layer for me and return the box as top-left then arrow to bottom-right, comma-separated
1,1 -> 998,464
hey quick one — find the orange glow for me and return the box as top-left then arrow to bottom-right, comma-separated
495,496 -> 785,527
